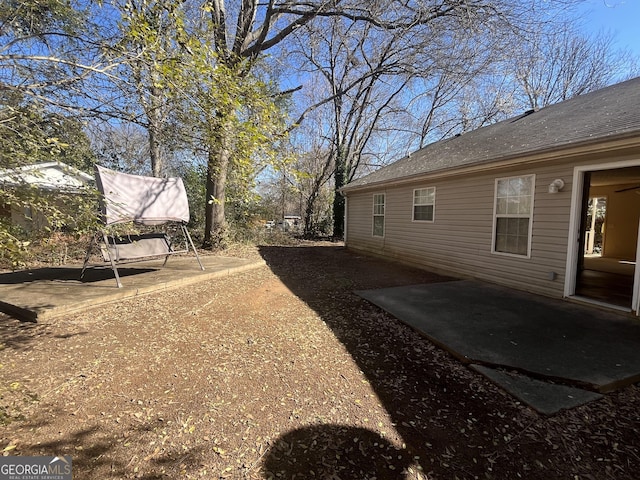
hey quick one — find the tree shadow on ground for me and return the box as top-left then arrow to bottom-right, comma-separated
2,403 -> 207,479
258,245 -> 574,479
0,267 -> 156,285
262,424 -> 413,479
0,315 -> 89,350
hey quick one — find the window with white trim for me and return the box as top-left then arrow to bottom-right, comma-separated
493,175 -> 534,256
373,193 -> 385,237
413,187 -> 435,222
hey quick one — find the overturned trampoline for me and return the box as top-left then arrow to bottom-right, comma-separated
82,165 -> 204,288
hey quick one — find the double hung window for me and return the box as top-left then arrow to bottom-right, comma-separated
373,194 -> 385,237
493,175 -> 534,257
413,187 -> 435,222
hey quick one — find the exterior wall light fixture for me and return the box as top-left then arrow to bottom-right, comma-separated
548,179 -> 565,193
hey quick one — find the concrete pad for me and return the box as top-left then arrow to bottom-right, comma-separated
471,365 -> 603,415
356,280 -> 640,393
0,255 -> 265,322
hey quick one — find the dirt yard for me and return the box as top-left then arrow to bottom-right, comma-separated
1,241 -> 639,479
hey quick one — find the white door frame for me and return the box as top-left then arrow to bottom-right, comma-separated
633,219 -> 640,313
565,159 -> 640,313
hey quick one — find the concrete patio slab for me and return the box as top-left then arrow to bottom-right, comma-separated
471,365 -> 603,415
0,255 -> 265,322
356,280 -> 640,413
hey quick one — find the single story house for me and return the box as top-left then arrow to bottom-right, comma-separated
0,161 -> 93,230
341,76 -> 640,314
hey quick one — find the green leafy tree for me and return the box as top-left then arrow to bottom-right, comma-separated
190,0 -> 386,248
100,0 -> 289,246
181,43 -> 288,247
0,0 -> 106,266
0,100 -> 98,268
109,0 -> 192,177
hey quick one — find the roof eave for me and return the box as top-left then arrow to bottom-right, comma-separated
341,132 -> 640,195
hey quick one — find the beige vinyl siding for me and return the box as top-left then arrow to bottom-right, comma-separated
348,194 -> 386,251
345,159 -> 582,298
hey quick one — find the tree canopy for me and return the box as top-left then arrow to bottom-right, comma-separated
1,0 -> 639,260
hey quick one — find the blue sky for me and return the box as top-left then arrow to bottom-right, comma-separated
578,0 -> 640,57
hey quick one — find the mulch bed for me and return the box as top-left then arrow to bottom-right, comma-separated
1,241 -> 638,479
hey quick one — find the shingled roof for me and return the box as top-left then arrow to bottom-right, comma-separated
343,76 -> 640,192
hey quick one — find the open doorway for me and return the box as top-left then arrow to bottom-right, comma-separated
584,196 -> 606,256
574,166 -> 640,309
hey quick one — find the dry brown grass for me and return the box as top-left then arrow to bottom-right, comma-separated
0,241 -> 638,479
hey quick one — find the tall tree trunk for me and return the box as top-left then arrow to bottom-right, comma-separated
332,152 -> 346,239
304,192 -> 317,237
149,127 -> 161,176
303,171 -> 327,237
148,85 -> 164,177
203,117 -> 231,249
